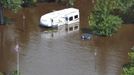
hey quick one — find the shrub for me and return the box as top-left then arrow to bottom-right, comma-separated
128,48 -> 134,63
122,47 -> 134,75
122,64 -> 134,75
89,0 -> 134,36
89,12 -> 122,36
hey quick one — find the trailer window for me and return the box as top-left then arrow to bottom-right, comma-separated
69,27 -> 73,31
69,17 -> 73,21
74,15 -> 78,19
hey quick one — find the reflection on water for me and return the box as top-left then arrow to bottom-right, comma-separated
41,22 -> 79,39
0,1 -> 134,75
0,25 -> 16,72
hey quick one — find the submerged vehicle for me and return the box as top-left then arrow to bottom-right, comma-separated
81,33 -> 93,40
40,8 -> 79,27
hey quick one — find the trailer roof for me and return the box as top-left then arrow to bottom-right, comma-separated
41,8 -> 79,19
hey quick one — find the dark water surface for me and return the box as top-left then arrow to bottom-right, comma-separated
0,1 -> 134,75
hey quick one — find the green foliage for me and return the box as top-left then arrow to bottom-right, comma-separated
0,72 -> 4,75
11,70 -> 20,75
22,0 -> 37,7
1,0 -> 37,12
122,64 -> 134,75
128,49 -> 134,63
131,47 -> 134,51
1,0 -> 23,12
89,12 -> 122,36
117,0 -> 134,13
122,47 -> 134,75
66,0 -> 76,7
89,0 -> 134,36
69,0 -> 75,6
120,5 -> 134,23
95,0 -> 134,14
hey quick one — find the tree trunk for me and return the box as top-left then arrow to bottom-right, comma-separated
0,3 -> 4,25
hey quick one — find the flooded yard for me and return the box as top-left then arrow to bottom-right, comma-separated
0,0 -> 134,75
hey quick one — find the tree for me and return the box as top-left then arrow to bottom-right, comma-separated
89,0 -> 134,36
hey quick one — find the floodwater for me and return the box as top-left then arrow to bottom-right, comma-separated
0,0 -> 134,75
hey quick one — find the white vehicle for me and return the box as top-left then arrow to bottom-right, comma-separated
40,8 -> 79,27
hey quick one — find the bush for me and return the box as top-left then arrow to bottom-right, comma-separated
128,48 -> 134,63
122,47 -> 134,75
122,64 -> 134,75
89,0 -> 134,36
89,11 -> 122,36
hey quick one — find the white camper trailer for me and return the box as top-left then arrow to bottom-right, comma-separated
40,8 -> 79,27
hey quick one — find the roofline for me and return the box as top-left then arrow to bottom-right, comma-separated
41,8 -> 79,19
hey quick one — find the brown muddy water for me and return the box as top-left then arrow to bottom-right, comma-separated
0,1 -> 134,75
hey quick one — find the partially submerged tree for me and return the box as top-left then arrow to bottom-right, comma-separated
89,0 -> 134,36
